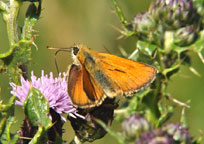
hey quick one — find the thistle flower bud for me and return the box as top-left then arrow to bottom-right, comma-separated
132,122 -> 193,144
173,25 -> 198,46
136,129 -> 174,144
132,12 -> 164,45
132,12 -> 155,33
150,0 -> 198,30
122,114 -> 151,141
136,123 -> 193,144
163,123 -> 192,143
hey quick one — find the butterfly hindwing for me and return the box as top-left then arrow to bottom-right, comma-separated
68,64 -> 105,108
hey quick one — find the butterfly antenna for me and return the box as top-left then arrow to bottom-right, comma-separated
54,50 -> 60,74
47,46 -> 72,74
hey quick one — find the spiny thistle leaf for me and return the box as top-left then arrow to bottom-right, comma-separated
24,86 -> 52,129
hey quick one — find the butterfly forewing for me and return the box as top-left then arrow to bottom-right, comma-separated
96,53 -> 157,96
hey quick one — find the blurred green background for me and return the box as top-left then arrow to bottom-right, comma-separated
0,0 -> 204,143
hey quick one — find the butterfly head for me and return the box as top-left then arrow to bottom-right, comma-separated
71,44 -> 92,65
71,45 -> 81,65
72,46 -> 80,56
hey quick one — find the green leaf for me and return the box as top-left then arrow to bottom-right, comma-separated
24,86 -> 52,129
137,40 -> 157,57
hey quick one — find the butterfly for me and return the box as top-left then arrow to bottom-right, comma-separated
67,44 -> 157,108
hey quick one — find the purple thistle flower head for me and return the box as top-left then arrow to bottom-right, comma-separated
150,0 -> 198,30
10,70 -> 81,121
163,123 -> 192,143
122,114 -> 152,141
136,129 -> 175,144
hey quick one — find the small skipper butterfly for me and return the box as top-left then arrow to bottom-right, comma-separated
67,44 -> 157,108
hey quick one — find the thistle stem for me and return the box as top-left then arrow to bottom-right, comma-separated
0,0 -> 21,58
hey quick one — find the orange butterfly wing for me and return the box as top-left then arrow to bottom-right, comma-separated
67,64 -> 105,108
96,53 -> 157,96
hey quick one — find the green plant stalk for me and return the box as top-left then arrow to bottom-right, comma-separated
0,96 -> 18,143
148,56 -> 167,123
0,0 -> 21,58
112,0 -> 127,26
141,33 -> 180,125
6,0 -> 20,46
28,125 -> 47,144
0,1 -> 41,83
142,76 -> 162,125
111,0 -> 135,37
0,1 -> 42,142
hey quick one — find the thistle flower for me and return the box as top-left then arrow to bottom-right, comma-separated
122,114 -> 152,141
136,123 -> 192,144
132,12 -> 164,45
136,130 -> 174,144
10,70 -> 79,120
132,12 -> 156,33
173,25 -> 198,46
150,0 -> 198,30
121,114 -> 193,143
163,123 -> 192,143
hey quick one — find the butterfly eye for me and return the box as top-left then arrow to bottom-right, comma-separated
72,47 -> 79,55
